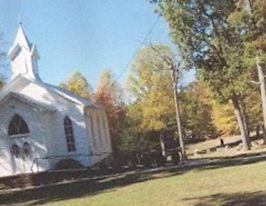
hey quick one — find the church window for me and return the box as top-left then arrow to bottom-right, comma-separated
90,115 -> 96,148
8,114 -> 30,136
97,116 -> 103,146
105,117 -> 109,135
90,115 -> 94,138
103,117 -> 108,143
64,116 -> 76,152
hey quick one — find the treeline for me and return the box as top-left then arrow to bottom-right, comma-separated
58,42 -> 262,157
148,0 -> 266,151
60,0 -> 266,157
0,0 -> 264,160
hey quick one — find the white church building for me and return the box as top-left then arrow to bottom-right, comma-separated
0,25 -> 112,177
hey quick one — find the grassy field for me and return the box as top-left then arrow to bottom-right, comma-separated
1,156 -> 266,206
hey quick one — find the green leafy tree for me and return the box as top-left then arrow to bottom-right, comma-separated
127,45 -> 175,132
244,86 -> 263,131
229,0 -> 266,141
180,82 -> 217,141
151,0 -> 251,150
60,71 -> 92,99
211,101 -> 238,136
126,45 -> 180,155
119,104 -> 157,153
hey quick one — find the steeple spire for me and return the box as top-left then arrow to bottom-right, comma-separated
12,23 -> 31,50
8,24 -> 40,81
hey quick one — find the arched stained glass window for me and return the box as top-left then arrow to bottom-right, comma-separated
8,114 -> 30,136
64,116 -> 76,152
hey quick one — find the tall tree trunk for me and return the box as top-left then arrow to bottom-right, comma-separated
232,95 -> 250,151
256,55 -> 266,143
239,98 -> 249,137
159,133 -> 166,157
172,68 -> 187,161
246,0 -> 266,142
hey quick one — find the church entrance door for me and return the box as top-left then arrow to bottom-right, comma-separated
10,137 -> 34,174
8,114 -> 34,174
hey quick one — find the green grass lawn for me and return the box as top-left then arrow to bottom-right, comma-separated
1,159 -> 266,206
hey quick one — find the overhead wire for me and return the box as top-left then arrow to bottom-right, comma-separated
110,16 -> 160,87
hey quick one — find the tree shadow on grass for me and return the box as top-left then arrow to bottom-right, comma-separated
194,150 -> 266,171
183,191 -> 266,206
1,152 -> 266,206
196,149 -> 266,161
0,168 -> 186,206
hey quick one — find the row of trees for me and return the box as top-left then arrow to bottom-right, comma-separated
149,0 -> 266,152
0,0 -> 264,161
60,40 -> 262,161
60,0 -> 265,160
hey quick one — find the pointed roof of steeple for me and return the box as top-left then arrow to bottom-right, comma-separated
10,23 -> 31,53
8,24 -> 40,81
16,23 -> 31,48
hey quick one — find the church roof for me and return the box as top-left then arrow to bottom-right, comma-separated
44,83 -> 93,107
1,74 -> 97,108
4,25 -> 102,110
0,92 -> 56,112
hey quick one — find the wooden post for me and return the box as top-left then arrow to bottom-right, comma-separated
172,68 -> 186,161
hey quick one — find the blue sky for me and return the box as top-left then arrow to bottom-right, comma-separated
0,0 -> 194,89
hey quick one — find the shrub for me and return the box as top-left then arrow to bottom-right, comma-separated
55,158 -> 84,170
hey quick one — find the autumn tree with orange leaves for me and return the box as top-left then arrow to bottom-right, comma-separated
93,70 -> 125,156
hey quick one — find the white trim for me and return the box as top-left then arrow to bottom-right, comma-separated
9,133 -> 30,139
0,92 -> 55,112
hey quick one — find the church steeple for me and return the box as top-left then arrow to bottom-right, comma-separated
8,24 -> 40,81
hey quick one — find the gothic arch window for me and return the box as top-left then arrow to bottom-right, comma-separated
8,114 -> 30,136
64,116 -> 76,152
